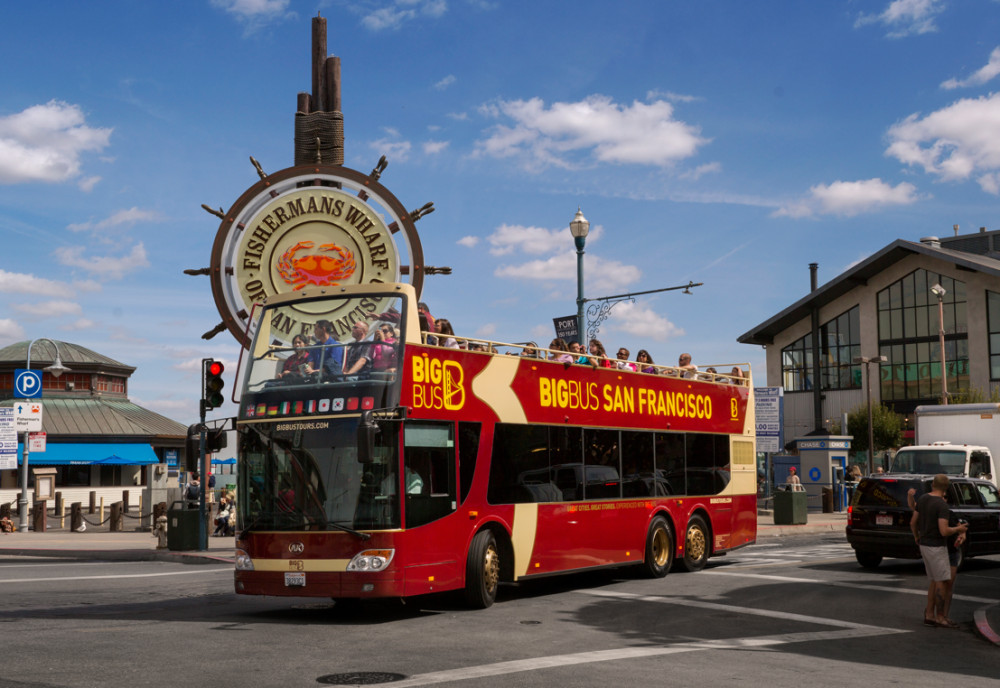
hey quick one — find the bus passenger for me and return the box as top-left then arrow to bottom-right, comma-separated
636,349 -> 657,374
677,353 -> 697,378
549,338 -> 573,363
305,320 -> 343,380
589,339 -> 615,368
372,324 -> 398,373
276,334 -> 311,382
616,347 -> 636,371
343,320 -> 374,377
436,318 -> 459,349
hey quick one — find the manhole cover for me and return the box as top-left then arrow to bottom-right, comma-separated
317,672 -> 407,685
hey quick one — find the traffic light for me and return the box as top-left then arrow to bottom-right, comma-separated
185,424 -> 200,472
202,358 -> 225,410
206,426 -> 228,453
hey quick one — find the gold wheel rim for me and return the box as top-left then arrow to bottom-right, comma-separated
483,544 -> 499,593
651,527 -> 670,567
686,525 -> 706,561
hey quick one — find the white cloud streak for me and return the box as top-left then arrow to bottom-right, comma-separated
942,47 -> 1000,90
55,242 -> 150,280
774,178 -> 921,218
855,0 -> 944,38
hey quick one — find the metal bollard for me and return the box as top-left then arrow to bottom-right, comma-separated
153,515 -> 168,549
89,491 -> 96,515
122,490 -> 129,514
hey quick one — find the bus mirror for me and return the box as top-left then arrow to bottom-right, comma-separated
358,411 -> 380,464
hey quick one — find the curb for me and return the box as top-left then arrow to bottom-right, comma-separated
0,547 -> 234,565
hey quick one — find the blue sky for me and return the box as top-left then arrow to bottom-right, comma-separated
2,0 -> 1000,424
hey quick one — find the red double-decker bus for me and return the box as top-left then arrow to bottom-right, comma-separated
233,283 -> 756,607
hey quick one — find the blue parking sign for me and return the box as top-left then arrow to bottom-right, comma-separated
14,369 -> 42,399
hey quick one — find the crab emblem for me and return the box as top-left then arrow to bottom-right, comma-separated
276,241 -> 356,290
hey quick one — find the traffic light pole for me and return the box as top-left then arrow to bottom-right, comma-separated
198,399 -> 208,551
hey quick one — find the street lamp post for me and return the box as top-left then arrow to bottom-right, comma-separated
18,338 -> 70,533
853,355 -> 887,475
930,283 -> 948,405
569,208 -> 590,346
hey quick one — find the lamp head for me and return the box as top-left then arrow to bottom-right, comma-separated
930,283 -> 946,299
569,207 -> 590,239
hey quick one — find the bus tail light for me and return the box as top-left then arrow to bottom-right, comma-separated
347,549 -> 395,571
235,549 -> 254,571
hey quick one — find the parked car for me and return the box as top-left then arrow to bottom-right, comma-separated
846,474 -> 1000,569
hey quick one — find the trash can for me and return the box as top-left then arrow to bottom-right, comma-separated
773,490 -> 808,525
167,500 -> 200,551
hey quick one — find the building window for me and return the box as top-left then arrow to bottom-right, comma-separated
878,269 -> 968,401
781,306 -> 861,392
988,291 -> 1000,380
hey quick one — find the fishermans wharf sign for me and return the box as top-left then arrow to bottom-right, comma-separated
194,15 -> 439,349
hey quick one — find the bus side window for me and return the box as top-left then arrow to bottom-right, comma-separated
403,422 -> 456,528
458,422 -> 481,506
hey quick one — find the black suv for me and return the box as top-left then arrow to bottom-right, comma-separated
846,474 -> 1000,569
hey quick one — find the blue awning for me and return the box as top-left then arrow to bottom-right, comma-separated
211,457 -> 236,465
15,443 -> 159,466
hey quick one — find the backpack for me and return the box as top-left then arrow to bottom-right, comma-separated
185,483 -> 200,500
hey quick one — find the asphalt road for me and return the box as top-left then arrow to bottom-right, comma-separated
1,534 -> 998,688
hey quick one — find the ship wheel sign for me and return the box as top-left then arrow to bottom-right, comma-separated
195,159 -> 438,349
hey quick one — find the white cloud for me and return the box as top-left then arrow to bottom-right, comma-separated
487,223 -> 582,256
446,112 -> 468,121
62,318 -> 97,331
423,140 -> 449,155
362,1 -> 448,31
605,301 -> 685,342
773,178 -> 922,218
855,0 -> 944,38
474,95 -> 708,170
886,93 -> 1000,193
942,47 -> 1000,90
0,319 -> 26,344
370,136 -> 412,162
434,75 -> 456,91
55,242 -> 150,280
13,300 -> 82,318
679,162 -> 722,180
67,207 -> 165,237
0,269 -> 78,298
495,252 -> 639,294
475,323 -> 496,337
457,236 -> 479,248
0,101 -> 111,185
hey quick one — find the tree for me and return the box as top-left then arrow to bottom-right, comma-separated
842,403 -> 904,456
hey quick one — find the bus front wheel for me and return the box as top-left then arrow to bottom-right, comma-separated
464,530 -> 500,608
680,514 -> 710,572
643,516 -> 674,578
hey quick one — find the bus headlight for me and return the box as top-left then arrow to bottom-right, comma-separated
234,549 -> 254,571
347,549 -> 395,572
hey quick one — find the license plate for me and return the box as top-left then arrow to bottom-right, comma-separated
284,572 -> 306,587
875,514 -> 892,526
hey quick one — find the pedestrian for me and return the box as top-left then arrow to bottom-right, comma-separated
908,484 -> 968,628
787,466 -> 804,491
910,474 -> 968,628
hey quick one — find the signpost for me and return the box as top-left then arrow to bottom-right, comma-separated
14,402 -> 43,432
28,432 -> 46,453
13,369 -> 42,399
755,386 -> 784,498
0,408 -> 15,471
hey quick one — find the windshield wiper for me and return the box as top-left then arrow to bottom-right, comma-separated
327,521 -> 371,540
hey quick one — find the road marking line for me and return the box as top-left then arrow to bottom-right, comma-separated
705,570 -> 1000,604
379,590 -> 904,688
0,568 -> 232,584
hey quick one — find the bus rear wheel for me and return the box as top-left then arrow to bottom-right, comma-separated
643,516 -> 674,578
464,530 -> 500,608
680,514 -> 709,572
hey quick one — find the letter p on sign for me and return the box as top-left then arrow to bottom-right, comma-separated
14,369 -> 42,399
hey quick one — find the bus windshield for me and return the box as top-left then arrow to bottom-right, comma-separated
238,417 -> 402,532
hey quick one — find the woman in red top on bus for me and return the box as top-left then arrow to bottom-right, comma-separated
588,339 -> 615,368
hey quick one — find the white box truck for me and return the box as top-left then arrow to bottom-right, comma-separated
888,403 -> 1000,484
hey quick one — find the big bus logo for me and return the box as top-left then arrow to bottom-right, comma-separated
411,355 -> 465,411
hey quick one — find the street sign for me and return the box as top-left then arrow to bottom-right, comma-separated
14,401 -> 43,432
13,369 -> 42,399
0,408 -> 15,470
28,431 -> 46,453
754,386 -> 784,453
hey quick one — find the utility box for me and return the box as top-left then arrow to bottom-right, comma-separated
773,490 -> 808,525
167,500 -> 200,551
